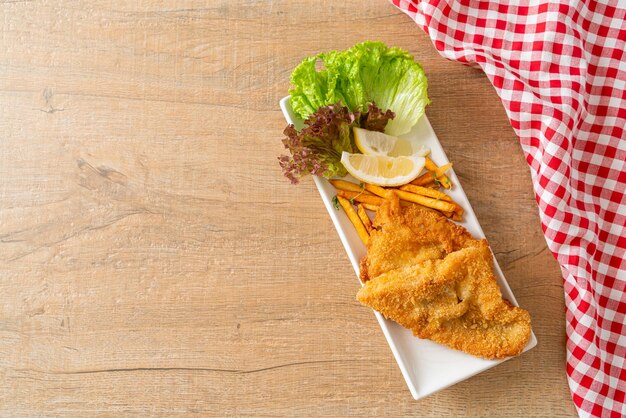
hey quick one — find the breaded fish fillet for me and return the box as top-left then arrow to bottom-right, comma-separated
359,194 -> 477,283
357,196 -> 532,359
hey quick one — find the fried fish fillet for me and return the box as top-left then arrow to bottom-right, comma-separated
359,195 -> 477,283
357,196 -> 532,359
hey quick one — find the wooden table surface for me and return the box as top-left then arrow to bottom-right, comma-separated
0,1 -> 577,416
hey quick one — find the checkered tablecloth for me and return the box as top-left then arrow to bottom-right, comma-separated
389,0 -> 626,416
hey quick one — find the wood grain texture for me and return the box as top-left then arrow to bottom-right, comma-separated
0,0 -> 576,416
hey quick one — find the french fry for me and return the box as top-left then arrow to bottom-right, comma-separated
411,171 -> 436,186
452,202 -> 464,219
434,162 -> 453,177
364,183 -> 457,215
440,204 -> 463,220
438,176 -> 453,189
361,203 -> 379,211
424,157 -> 438,172
336,190 -> 384,206
399,184 -> 453,202
361,201 -> 412,210
426,158 -> 453,187
395,189 -> 458,214
336,196 -> 369,244
357,204 -> 373,233
363,183 -> 391,198
329,179 -> 373,195
410,168 -> 453,188
420,157 -> 452,189
435,162 -> 453,189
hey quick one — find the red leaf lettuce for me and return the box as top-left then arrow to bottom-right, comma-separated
279,102 -> 394,184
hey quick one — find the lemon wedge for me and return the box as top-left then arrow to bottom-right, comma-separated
340,152 -> 426,186
353,127 -> 430,157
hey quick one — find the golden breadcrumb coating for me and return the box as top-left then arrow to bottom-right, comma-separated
360,195 -> 476,283
357,195 -> 531,359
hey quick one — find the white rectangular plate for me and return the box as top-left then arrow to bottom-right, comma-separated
280,96 -> 537,400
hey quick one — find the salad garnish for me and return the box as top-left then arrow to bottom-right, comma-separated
278,102 -> 394,184
289,41 -> 430,136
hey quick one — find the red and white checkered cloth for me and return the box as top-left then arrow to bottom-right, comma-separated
390,0 -> 626,416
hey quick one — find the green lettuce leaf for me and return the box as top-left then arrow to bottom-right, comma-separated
289,41 -> 430,136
